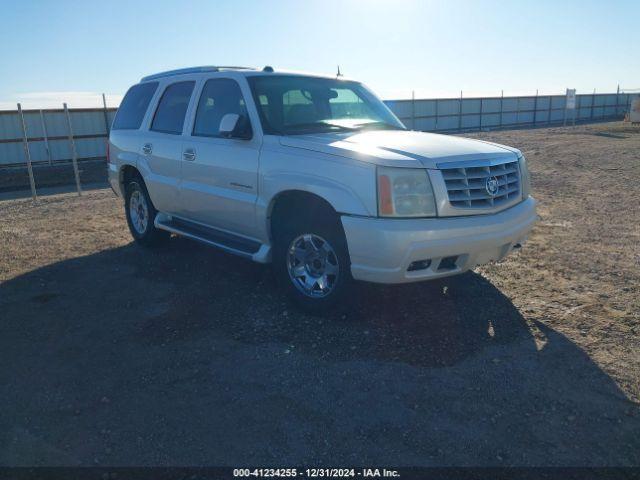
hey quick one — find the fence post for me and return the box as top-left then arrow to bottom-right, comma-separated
478,96 -> 483,132
616,84 -> 620,118
102,93 -> 110,135
434,98 -> 438,131
516,96 -> 520,126
458,90 -> 463,131
411,90 -> 415,130
547,94 -> 552,125
590,88 -> 595,120
63,103 -> 82,196
39,109 -> 52,165
499,90 -> 503,129
533,89 -> 538,127
17,103 -> 37,201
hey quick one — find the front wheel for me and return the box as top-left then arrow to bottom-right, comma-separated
273,218 -> 352,313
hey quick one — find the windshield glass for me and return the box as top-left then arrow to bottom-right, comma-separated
247,75 -> 406,135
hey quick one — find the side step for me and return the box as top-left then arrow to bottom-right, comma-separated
155,215 -> 261,259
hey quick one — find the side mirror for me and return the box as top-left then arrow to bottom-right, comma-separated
219,113 -> 241,138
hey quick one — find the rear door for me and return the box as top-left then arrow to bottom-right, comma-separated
140,80 -> 195,214
179,77 -> 261,237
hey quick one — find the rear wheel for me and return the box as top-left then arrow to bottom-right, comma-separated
273,216 -> 352,313
124,179 -> 168,246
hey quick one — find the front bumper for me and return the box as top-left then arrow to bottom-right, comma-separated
341,196 -> 537,284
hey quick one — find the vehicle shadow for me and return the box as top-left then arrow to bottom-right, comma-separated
0,238 -> 638,466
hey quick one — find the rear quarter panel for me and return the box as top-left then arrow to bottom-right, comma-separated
109,130 -> 143,196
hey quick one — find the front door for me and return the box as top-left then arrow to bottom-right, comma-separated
179,77 -> 260,238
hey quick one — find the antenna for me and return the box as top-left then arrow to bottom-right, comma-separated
336,65 -> 343,78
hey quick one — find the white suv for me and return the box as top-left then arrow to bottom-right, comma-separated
108,66 -> 537,311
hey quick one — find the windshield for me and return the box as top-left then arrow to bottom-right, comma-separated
247,75 -> 406,135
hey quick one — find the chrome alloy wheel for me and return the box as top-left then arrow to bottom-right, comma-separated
129,189 -> 149,234
286,233 -> 340,298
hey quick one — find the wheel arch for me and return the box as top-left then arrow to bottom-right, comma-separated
267,189 -> 343,243
119,164 -> 143,196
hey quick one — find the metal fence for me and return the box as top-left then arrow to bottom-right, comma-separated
0,91 -> 633,168
0,106 -> 116,167
384,92 -> 632,132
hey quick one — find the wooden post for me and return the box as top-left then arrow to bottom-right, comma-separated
102,93 -> 110,135
458,90 -> 463,131
499,90 -> 503,129
17,103 -> 37,201
411,90 -> 415,130
63,103 -> 82,196
39,109 -> 52,165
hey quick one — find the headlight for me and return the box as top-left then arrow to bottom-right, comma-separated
377,166 -> 436,217
518,154 -> 531,199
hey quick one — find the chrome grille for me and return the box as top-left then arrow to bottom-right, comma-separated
440,160 -> 520,209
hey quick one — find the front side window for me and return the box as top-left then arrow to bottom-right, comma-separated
112,82 -> 158,130
151,81 -> 195,135
193,78 -> 251,138
248,75 -> 405,135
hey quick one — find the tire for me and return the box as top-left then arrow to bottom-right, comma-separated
124,178 -> 168,247
273,214 -> 352,313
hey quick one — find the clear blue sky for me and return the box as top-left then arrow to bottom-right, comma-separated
1,0 -> 638,109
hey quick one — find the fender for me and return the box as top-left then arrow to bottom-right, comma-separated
256,170 -> 375,243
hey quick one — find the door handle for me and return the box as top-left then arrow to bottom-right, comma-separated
183,148 -> 196,161
142,143 -> 153,155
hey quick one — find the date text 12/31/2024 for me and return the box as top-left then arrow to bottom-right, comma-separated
233,468 -> 400,478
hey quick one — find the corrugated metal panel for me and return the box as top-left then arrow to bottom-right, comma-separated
0,107 -> 115,165
0,142 -> 24,164
0,113 -> 22,140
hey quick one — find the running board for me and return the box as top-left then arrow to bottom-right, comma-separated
155,215 -> 263,260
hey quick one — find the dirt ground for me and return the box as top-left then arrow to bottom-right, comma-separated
0,121 -> 638,467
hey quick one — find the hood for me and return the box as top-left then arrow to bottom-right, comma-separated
279,130 -> 520,168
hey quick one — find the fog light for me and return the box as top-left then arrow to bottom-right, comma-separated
407,259 -> 431,271
438,256 -> 459,271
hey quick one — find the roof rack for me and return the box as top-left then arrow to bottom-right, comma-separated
141,66 -> 256,82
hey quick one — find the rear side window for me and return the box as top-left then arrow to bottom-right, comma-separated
151,81 -> 195,135
112,82 -> 158,130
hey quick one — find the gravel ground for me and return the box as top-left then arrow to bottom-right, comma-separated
0,121 -> 638,466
